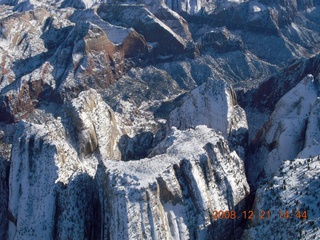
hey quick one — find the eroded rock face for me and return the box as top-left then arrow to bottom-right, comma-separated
153,5 -> 193,42
68,8 -> 149,58
9,120 -> 77,239
164,0 -> 208,15
7,89 -> 120,239
247,74 -> 320,187
298,98 -> 320,159
167,79 -> 248,158
101,125 -> 250,240
97,4 -> 187,56
0,7 -> 147,123
253,54 -> 320,112
0,8 -> 57,122
1,0 -> 320,124
6,86 -> 250,239
199,28 -> 244,53
8,120 -> 102,239
1,1 -> 320,239
242,156 -> 320,240
67,89 -> 121,160
51,21 -> 121,101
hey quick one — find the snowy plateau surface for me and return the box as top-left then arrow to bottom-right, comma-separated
0,0 -> 320,239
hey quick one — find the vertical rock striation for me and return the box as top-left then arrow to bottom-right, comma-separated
5,84 -> 250,239
103,126 -> 249,239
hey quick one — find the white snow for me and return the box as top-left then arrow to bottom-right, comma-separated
104,125 -> 249,239
250,74 -> 320,185
69,9 -> 132,44
249,1 -> 266,13
243,156 -> 320,239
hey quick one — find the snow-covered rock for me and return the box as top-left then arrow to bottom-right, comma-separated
67,89 -> 122,160
101,125 -> 250,239
6,89 -> 250,239
253,54 -> 320,112
247,74 -> 320,187
7,89 -> 121,239
153,5 -> 193,42
8,119 -> 78,239
164,0 -> 250,15
1,1 -> 320,239
167,78 -> 248,158
199,27 -> 244,53
242,156 -> 320,239
68,8 -> 148,55
51,20 -> 122,100
0,8 -> 147,122
97,4 -> 187,56
298,97 -> 320,159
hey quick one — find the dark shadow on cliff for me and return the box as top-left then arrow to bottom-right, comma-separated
118,131 -> 154,161
0,156 -> 10,240
153,92 -> 188,119
206,193 -> 255,240
203,142 -> 251,240
54,172 -> 102,240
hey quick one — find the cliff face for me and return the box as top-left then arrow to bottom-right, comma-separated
6,83 -> 250,239
240,73 -> 320,239
167,79 -> 248,158
7,89 -> 120,239
242,155 -> 320,240
0,7 -> 148,122
103,126 -> 249,240
247,74 -> 320,188
1,0 -> 320,239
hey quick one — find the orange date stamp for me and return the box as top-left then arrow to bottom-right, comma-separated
211,210 -> 308,220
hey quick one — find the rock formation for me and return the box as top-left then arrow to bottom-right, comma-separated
0,0 -> 320,239
247,74 -> 320,188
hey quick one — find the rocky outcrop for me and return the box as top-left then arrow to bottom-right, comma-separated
187,0 -> 320,66
1,0 -> 320,124
5,86 -> 250,239
97,4 -> 187,56
49,19 -> 122,97
164,0 -> 212,15
0,7 -> 147,123
8,118 -> 102,239
1,1 -> 320,239
7,89 -> 120,239
247,74 -> 320,187
253,54 -> 320,111
68,9 -> 148,58
104,126 -> 249,240
0,8 -> 54,122
199,27 -> 244,53
153,5 -> 193,42
67,89 -> 122,159
0,14 -> 124,120
167,79 -> 248,158
242,155 -> 320,239
298,98 -> 320,158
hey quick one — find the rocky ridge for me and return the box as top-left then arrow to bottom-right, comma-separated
247,74 -> 320,188
0,0 -> 320,239
5,82 -> 250,239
